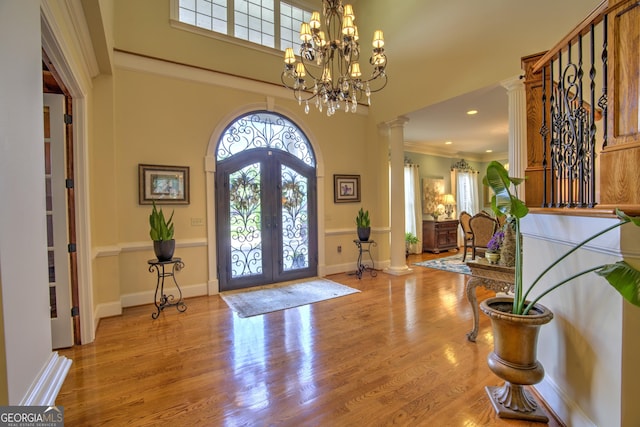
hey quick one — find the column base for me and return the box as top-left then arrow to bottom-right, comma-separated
383,266 -> 413,276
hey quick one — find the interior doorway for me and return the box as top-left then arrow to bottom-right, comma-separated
43,56 -> 81,347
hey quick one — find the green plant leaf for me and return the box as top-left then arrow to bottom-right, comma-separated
596,261 -> 640,307
485,161 -> 528,219
616,209 -> 640,227
149,201 -> 175,241
356,208 -> 370,228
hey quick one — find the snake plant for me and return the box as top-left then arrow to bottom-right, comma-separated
149,201 -> 174,241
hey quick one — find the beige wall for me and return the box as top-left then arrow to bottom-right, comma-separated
85,0 -> 392,313
90,54 -> 386,309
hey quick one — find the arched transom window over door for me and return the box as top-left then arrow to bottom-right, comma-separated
215,111 -> 318,291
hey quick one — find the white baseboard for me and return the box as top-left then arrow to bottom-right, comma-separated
536,377 -> 596,427
94,301 -> 122,324
324,259 -> 390,276
93,282 -> 208,329
21,352 -> 71,406
324,262 -> 356,275
120,282 -> 208,308
208,279 -> 219,295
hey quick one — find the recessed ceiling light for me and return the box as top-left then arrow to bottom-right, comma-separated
486,149 -> 493,153
467,110 -> 478,115
445,141 -> 452,145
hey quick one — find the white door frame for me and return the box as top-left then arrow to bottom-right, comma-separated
41,7 -> 95,344
205,102 -> 327,295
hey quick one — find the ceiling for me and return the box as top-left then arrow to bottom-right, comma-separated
365,0 -> 602,161
403,83 -> 509,160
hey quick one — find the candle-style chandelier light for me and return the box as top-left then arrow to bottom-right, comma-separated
281,0 -> 388,116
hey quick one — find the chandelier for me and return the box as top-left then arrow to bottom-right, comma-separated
281,0 -> 388,116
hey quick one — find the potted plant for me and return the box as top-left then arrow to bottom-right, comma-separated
480,160 -> 640,421
149,201 -> 175,261
485,228 -> 504,264
405,232 -> 419,258
356,208 -> 371,241
431,204 -> 445,221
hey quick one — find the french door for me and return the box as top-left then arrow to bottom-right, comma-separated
216,149 -> 317,291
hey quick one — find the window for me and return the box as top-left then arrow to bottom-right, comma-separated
280,3 -> 311,52
234,0 -> 275,47
176,0 -> 311,51
178,0 -> 227,33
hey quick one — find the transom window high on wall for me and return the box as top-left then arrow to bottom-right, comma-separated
176,0 -> 312,51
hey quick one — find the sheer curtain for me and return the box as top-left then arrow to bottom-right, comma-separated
451,160 -> 480,245
404,164 -> 422,254
450,159 -> 480,216
453,171 -> 480,215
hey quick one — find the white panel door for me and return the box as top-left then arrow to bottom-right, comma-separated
44,93 -> 73,349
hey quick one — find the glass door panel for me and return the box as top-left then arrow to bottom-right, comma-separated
281,164 -> 309,271
229,163 -> 263,279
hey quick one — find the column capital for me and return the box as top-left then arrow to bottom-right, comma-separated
501,74 -> 525,93
385,116 -> 410,129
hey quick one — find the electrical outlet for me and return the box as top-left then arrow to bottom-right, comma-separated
191,217 -> 205,227
337,245 -> 342,253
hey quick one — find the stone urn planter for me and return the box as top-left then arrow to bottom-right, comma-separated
480,296 -> 554,422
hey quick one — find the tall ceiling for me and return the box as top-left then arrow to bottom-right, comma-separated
403,83 -> 509,160
350,0 -> 603,159
79,0 -> 603,161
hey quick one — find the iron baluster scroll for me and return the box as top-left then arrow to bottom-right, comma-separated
539,14 -> 607,208
148,258 -> 187,319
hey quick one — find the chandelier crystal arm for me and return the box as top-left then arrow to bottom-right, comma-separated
281,0 -> 388,116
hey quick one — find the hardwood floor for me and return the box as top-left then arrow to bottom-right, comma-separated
57,252 -> 562,426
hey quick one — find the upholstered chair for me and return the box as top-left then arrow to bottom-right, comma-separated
459,211 -> 473,262
469,213 -> 498,260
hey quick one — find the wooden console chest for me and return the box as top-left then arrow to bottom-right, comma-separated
422,219 -> 459,253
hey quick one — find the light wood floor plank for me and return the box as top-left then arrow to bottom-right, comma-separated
57,252 -> 562,426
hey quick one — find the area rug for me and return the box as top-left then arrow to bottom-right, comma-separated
414,254 -> 471,275
220,278 -> 360,318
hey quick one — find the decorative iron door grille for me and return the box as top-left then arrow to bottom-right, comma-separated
216,112 -> 317,291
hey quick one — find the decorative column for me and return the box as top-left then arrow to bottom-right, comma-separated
501,75 -> 527,197
384,116 -> 412,276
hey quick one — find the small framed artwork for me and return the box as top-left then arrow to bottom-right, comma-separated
334,174 -> 361,203
139,164 -> 190,205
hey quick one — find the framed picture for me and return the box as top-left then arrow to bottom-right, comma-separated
334,174 -> 361,203
422,177 -> 444,215
138,164 -> 190,205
